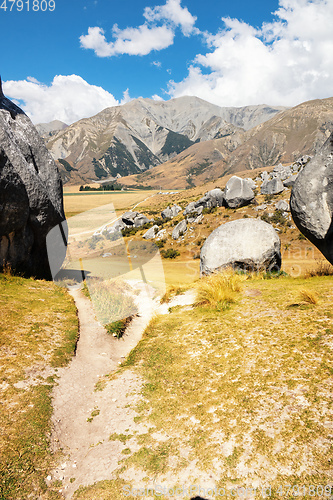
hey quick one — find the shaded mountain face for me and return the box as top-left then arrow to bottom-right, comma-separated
119,97 -> 333,190
43,96 -> 286,184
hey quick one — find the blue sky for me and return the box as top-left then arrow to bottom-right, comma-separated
1,0 -> 332,123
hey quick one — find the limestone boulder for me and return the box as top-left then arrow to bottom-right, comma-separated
172,220 -> 187,240
261,178 -> 284,195
0,81 -> 66,279
283,174 -> 298,187
143,225 -> 159,239
161,204 -> 182,219
161,207 -> 173,219
122,211 -> 139,225
196,188 -> 224,209
133,214 -> 150,227
275,200 -> 290,212
200,218 -> 281,275
290,132 -> 333,263
224,176 -> 255,208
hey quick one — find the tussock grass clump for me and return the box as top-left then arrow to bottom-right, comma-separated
305,259 -> 333,277
299,288 -> 318,305
87,278 -> 137,324
195,270 -> 243,310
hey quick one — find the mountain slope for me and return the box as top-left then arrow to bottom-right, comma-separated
44,96 -> 286,184
119,97 -> 333,189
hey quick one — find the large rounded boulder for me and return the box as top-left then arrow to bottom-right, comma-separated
224,176 -> 255,208
0,80 -> 66,278
200,218 -> 281,275
290,132 -> 333,264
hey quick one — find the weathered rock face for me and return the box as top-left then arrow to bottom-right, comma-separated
161,204 -> 182,219
172,219 -> 187,240
196,188 -> 224,209
261,177 -> 284,195
143,224 -> 159,239
290,132 -> 333,263
200,218 -> 281,275
0,81 -> 66,278
224,176 -> 255,208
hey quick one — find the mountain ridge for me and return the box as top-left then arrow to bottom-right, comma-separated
42,96 -> 287,184
119,96 -> 333,189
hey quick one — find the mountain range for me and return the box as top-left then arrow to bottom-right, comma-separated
41,97 -> 286,185
40,96 -> 333,188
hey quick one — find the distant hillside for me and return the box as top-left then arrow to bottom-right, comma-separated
43,96 -> 286,184
119,97 -> 333,189
36,120 -> 68,138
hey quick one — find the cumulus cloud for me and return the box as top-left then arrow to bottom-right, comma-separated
144,0 -> 197,36
80,25 -> 174,57
80,0 -> 197,58
2,74 -> 121,124
168,0 -> 333,107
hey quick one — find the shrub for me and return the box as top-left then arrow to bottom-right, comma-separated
155,239 -> 166,249
202,206 -> 217,215
105,316 -> 133,338
305,260 -> 333,277
161,248 -> 180,259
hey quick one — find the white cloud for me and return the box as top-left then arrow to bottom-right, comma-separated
144,0 -> 197,36
80,0 -> 197,58
168,0 -> 333,107
2,74 -> 121,124
80,24 -> 174,57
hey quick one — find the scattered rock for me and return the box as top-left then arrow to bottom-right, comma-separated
161,207 -> 173,219
172,220 -> 187,240
283,174 -> 298,187
260,171 -> 270,182
224,176 -> 255,208
200,218 -> 281,275
255,204 -> 268,211
261,178 -> 284,195
155,228 -> 167,240
111,220 -> 126,232
187,214 -> 203,224
272,163 -> 293,181
290,132 -> 333,264
143,225 -> 159,239
121,211 -> 139,226
0,80 -> 66,278
161,204 -> 182,219
196,188 -> 224,209
275,200 -> 290,212
133,214 -> 150,227
183,203 -> 203,216
244,178 -> 257,190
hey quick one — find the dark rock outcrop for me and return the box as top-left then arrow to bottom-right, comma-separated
200,218 -> 281,275
0,79 -> 66,278
290,132 -> 333,263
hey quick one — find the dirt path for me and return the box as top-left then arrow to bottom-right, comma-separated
50,281 -> 161,498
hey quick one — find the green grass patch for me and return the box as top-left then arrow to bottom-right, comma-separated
0,274 -> 78,499
98,274 -> 333,497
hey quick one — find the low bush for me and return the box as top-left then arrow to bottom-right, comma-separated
161,248 -> 180,259
304,260 -> 333,277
